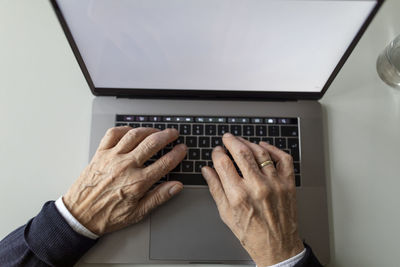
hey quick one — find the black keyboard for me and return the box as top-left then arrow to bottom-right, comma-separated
115,115 -> 301,187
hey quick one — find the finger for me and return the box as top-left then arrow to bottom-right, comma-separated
237,137 -> 276,177
131,128 -> 180,166
259,141 -> 294,178
211,146 -> 242,192
201,166 -> 228,209
114,127 -> 160,154
136,181 -> 183,220
142,144 -> 187,187
222,133 -> 261,178
97,126 -> 132,151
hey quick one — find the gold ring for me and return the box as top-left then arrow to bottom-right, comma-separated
259,160 -> 274,169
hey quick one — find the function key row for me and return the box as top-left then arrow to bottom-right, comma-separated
116,115 -> 298,125
115,123 -> 299,137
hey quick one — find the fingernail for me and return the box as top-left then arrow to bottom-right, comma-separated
169,184 -> 183,196
224,132 -> 233,137
214,146 -> 223,151
177,144 -> 187,151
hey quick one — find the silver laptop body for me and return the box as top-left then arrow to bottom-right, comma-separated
50,0 -> 384,265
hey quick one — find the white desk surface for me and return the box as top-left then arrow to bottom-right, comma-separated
1,1 -> 399,266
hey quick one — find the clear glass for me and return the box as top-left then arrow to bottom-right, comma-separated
377,35 -> 400,88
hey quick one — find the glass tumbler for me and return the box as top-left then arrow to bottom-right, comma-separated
377,35 -> 400,88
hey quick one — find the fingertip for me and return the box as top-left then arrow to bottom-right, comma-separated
176,143 -> 187,152
168,182 -> 183,196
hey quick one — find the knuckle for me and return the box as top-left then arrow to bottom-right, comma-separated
158,157 -> 172,172
284,153 -> 293,163
258,150 -> 269,159
106,127 -> 120,136
238,147 -> 253,162
142,137 -> 159,152
217,156 -> 233,171
151,192 -> 165,206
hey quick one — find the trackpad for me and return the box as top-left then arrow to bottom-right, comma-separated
150,188 -> 251,262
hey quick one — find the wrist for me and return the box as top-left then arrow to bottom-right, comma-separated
249,236 -> 304,266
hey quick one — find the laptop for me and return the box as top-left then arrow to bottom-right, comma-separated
50,0 -> 383,265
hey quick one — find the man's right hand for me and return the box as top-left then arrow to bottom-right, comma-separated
201,133 -> 304,266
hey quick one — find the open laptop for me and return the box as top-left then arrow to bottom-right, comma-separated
50,0 -> 383,265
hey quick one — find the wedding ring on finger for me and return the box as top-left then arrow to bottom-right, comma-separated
258,160 -> 274,169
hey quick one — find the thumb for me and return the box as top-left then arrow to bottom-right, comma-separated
138,181 -> 183,216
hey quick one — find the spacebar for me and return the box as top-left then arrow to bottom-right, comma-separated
169,173 -> 207,185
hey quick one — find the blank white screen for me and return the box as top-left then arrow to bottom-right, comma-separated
56,0 -> 376,92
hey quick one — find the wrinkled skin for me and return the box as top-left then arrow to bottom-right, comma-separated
63,127 -> 186,235
63,127 -> 303,266
202,134 -> 304,266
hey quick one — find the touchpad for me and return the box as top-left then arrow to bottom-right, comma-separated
150,188 -> 251,262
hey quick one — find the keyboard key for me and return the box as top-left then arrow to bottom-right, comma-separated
167,124 -> 178,130
136,116 -> 148,122
189,149 -> 200,160
116,115 -> 135,122
180,124 -> 191,135
207,161 -> 214,168
211,137 -> 223,147
268,126 -> 280,136
199,137 -> 210,147
141,123 -> 153,128
195,161 -> 207,172
278,118 -> 298,124
265,118 -> 277,124
243,125 -> 255,136
218,125 -> 229,135
249,137 -> 261,144
169,173 -> 206,185
163,116 -> 173,122
261,137 -> 274,145
275,138 -> 287,149
182,161 -> 194,172
230,125 -> 242,136
291,149 -> 300,161
129,123 -> 140,128
192,124 -> 204,135
205,125 -> 216,135
205,117 -> 219,123
115,123 -> 128,126
201,149 -> 212,160
251,118 -> 263,123
149,116 -> 162,122
293,162 -> 300,174
295,175 -> 301,187
288,138 -> 299,150
185,136 -> 197,147
154,124 -> 166,130
174,136 -> 184,146
281,126 -> 298,137
255,125 -> 267,136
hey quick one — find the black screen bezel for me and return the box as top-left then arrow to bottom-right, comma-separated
49,0 -> 384,101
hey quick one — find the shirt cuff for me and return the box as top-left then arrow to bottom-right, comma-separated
55,197 -> 99,240
258,248 -> 306,267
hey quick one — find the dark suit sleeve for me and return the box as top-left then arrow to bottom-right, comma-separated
0,201 -> 97,267
294,243 -> 323,267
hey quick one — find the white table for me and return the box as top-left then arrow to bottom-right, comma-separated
1,1 -> 399,266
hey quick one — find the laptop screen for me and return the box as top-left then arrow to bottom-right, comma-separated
54,0 -> 379,96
